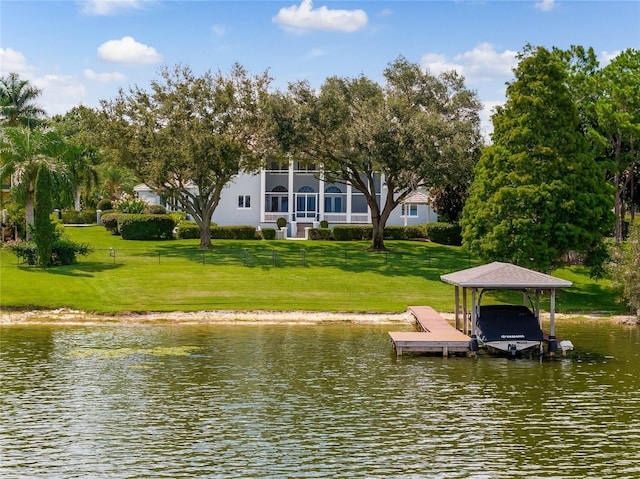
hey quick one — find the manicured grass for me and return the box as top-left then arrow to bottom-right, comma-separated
0,225 -> 625,315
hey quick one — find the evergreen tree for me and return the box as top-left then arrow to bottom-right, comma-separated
34,166 -> 56,268
461,45 -> 614,271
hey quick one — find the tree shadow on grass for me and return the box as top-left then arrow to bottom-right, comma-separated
18,262 -> 124,277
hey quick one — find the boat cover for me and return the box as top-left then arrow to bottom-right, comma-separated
477,305 -> 544,342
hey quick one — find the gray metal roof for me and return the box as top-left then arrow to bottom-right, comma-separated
440,262 -> 573,289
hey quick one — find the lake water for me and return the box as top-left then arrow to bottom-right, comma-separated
1,320 -> 639,478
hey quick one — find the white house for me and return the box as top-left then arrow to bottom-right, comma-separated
134,161 -> 437,237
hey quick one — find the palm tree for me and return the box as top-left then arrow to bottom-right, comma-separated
98,163 -> 138,200
0,126 -> 64,239
63,143 -> 100,211
0,73 -> 47,127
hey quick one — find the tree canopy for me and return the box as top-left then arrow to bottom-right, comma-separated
461,45 -> 614,272
99,64 -> 275,248
274,56 -> 482,250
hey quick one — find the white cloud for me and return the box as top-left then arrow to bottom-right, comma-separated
84,69 -> 126,82
273,0 -> 368,33
600,50 -> 621,66
378,8 -> 393,17
97,36 -> 163,66
534,0 -> 556,12
34,74 -> 87,116
80,0 -> 150,16
420,53 -> 465,77
421,44 -> 518,142
421,43 -> 517,84
454,43 -> 518,81
0,48 -> 36,78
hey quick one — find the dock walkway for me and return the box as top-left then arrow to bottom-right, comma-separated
389,306 -> 471,357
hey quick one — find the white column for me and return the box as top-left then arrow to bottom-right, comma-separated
346,182 -> 353,223
288,161 -> 295,222
260,169 -> 266,224
319,173 -> 325,221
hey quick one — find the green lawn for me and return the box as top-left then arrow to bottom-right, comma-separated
0,225 -> 625,315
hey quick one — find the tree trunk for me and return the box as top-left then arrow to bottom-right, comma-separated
614,170 -> 622,246
75,188 -> 82,211
25,193 -> 34,241
199,225 -> 212,249
370,215 -> 386,251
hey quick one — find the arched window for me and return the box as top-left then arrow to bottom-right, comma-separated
325,186 -> 341,193
298,185 -> 314,193
272,185 -> 287,192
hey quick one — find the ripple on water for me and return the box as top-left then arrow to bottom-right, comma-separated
1,323 -> 639,478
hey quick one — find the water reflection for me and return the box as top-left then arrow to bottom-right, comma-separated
1,321 -> 639,478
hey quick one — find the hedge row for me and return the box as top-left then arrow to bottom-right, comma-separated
211,225 -> 257,240
311,225 -> 428,241
425,222 -> 462,246
118,214 -> 176,240
101,212 -> 175,240
61,209 -> 96,225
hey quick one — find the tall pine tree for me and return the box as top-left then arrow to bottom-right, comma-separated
461,45 -> 614,272
34,165 -> 55,268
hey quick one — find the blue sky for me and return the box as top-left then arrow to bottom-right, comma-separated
1,0 -> 639,136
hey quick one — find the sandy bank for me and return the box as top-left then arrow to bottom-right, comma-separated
1,308 -> 637,326
0,308 -> 411,326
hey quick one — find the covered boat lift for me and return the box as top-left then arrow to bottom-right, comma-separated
440,262 -> 573,355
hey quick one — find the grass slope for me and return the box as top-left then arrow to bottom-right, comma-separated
0,226 -> 624,315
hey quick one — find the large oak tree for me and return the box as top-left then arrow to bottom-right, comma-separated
274,57 -> 482,250
100,64 -> 274,248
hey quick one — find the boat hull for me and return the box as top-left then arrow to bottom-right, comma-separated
477,305 -> 544,354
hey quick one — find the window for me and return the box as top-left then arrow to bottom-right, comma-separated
238,195 -> 251,209
402,204 -> 418,217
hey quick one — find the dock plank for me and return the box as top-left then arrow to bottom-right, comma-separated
389,306 -> 471,356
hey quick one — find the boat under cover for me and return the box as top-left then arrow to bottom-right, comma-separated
476,305 -> 544,354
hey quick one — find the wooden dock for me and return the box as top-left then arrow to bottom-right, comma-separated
389,306 -> 471,357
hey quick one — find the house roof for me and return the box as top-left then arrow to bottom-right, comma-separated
440,262 -> 573,289
402,190 -> 430,204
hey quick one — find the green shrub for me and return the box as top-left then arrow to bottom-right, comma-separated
404,225 -> 427,239
101,212 -> 122,235
176,221 -> 201,239
6,240 -> 38,265
145,204 -> 167,215
384,226 -> 407,240
308,228 -> 332,240
61,209 -> 96,225
169,212 -> 187,224
332,225 -> 373,241
211,225 -> 257,240
51,239 -> 91,265
276,217 -> 287,228
261,227 -> 276,240
118,214 -> 176,240
7,239 -> 91,266
426,222 -> 462,246
320,220 -> 329,228
97,199 -> 113,211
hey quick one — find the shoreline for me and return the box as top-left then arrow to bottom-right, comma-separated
1,308 -> 637,326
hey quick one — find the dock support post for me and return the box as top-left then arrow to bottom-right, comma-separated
442,346 -> 449,358
549,290 -> 557,357
454,286 -> 460,331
